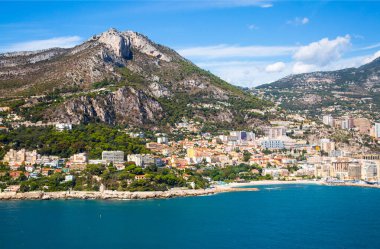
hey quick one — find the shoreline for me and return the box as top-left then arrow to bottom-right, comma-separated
225,180 -> 322,187
2,180 -> 380,201
226,179 -> 380,190
0,186 -> 259,201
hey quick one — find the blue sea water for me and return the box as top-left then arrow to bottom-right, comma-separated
1,184 -> 380,249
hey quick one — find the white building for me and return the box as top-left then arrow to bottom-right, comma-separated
263,127 -> 286,139
374,123 -> 380,138
261,140 -> 285,149
102,151 -> 125,163
322,115 -> 334,126
127,154 -> 155,167
55,123 -> 72,131
157,136 -> 168,144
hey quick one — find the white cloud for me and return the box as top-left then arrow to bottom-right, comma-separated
196,60 -> 289,86
202,0 -> 273,8
248,24 -> 259,30
260,3 -> 273,8
292,62 -> 317,74
287,17 -> 309,26
177,44 -> 297,59
357,43 -> 380,51
178,35 -> 380,87
293,35 -> 351,66
1,36 -> 82,52
265,61 -> 286,73
363,50 -> 380,64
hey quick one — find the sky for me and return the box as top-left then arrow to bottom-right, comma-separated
1,0 -> 380,87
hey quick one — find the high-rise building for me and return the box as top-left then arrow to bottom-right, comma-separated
322,115 -> 334,127
374,123 -> 380,138
263,127 -> 286,139
341,116 -> 354,130
320,139 -> 336,153
229,131 -> 255,143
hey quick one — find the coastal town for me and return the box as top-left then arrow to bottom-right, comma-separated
2,104 -> 380,198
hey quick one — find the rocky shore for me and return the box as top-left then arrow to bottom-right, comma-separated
0,186 -> 259,201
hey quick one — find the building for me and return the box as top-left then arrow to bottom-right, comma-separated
68,153 -> 88,170
320,139 -> 336,154
134,175 -> 146,180
3,185 -> 20,192
102,151 -> 125,163
65,175 -> 74,182
348,163 -> 361,180
127,154 -> 155,167
261,140 -> 285,149
341,116 -> 354,130
3,149 -> 39,167
157,136 -> 168,144
353,118 -> 371,134
331,157 -> 351,179
0,106 -> 11,112
373,123 -> 380,139
55,123 -> 73,131
322,115 -> 334,127
361,160 -> 378,181
263,127 -> 286,139
230,131 -> 255,143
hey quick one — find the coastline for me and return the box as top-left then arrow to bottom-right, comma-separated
225,180 -> 322,187
2,180 -> 380,201
0,186 -> 259,201
225,179 -> 380,190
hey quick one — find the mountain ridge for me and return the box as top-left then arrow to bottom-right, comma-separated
0,28 -> 272,129
255,56 -> 380,119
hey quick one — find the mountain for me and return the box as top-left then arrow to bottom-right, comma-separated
0,28 -> 271,128
256,58 -> 380,119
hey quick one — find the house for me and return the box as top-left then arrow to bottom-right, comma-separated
41,168 -> 53,176
67,153 -> 88,170
9,171 -> 23,179
134,175 -> 146,180
4,185 -> 20,192
25,165 -> 35,172
115,164 -> 125,171
55,123 -> 72,131
65,175 -> 74,182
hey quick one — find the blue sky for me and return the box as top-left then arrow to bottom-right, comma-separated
1,0 -> 380,87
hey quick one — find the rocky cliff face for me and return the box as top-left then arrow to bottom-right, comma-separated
0,28 -> 270,128
47,86 -> 163,125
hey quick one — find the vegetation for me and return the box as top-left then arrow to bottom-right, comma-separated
0,124 -> 149,159
0,161 -> 210,192
202,163 -> 272,182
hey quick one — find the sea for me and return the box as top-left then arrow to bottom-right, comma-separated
1,184 -> 380,249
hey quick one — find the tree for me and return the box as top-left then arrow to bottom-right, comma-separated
243,150 -> 252,162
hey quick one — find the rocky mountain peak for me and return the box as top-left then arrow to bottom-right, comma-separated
97,28 -> 131,59
122,30 -> 172,62
93,28 -> 171,62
